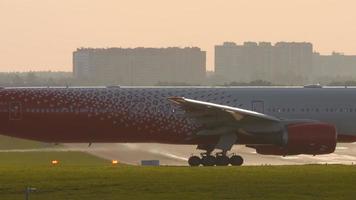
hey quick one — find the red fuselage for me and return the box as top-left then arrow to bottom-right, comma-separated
1,87 -> 356,146
0,87 -> 227,144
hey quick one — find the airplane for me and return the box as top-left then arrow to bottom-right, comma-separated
0,86 -> 356,166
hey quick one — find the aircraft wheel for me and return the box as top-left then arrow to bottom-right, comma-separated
216,155 -> 230,166
230,155 -> 244,166
201,155 -> 216,166
188,156 -> 201,167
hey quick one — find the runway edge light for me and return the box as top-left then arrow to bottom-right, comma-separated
51,160 -> 59,165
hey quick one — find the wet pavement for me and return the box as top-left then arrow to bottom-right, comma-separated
64,143 -> 356,166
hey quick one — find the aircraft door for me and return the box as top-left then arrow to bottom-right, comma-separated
9,102 -> 22,120
251,100 -> 264,113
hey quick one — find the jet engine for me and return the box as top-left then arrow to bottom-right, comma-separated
250,123 -> 337,156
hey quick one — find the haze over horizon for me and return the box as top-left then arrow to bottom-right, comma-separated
0,0 -> 355,72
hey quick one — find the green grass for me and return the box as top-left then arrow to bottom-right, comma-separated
0,152 -> 356,199
0,135 -> 57,150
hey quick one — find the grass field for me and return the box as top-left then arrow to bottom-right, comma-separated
0,152 -> 356,200
0,135 -> 57,150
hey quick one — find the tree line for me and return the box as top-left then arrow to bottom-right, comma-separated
1,71 -> 356,87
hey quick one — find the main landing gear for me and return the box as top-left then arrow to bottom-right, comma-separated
190,133 -> 242,166
188,153 -> 244,167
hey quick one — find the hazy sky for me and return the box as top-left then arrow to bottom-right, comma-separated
0,0 -> 355,71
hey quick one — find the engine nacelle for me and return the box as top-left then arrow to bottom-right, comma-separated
251,123 -> 337,156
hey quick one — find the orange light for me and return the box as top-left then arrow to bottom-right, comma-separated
112,160 -> 119,165
51,160 -> 59,165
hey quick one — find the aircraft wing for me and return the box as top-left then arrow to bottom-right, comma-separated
168,96 -> 281,137
168,97 -> 284,151
168,96 -> 280,123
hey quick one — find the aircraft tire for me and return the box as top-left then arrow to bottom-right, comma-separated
201,155 -> 216,166
188,156 -> 201,167
215,155 -> 230,166
230,155 -> 244,166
